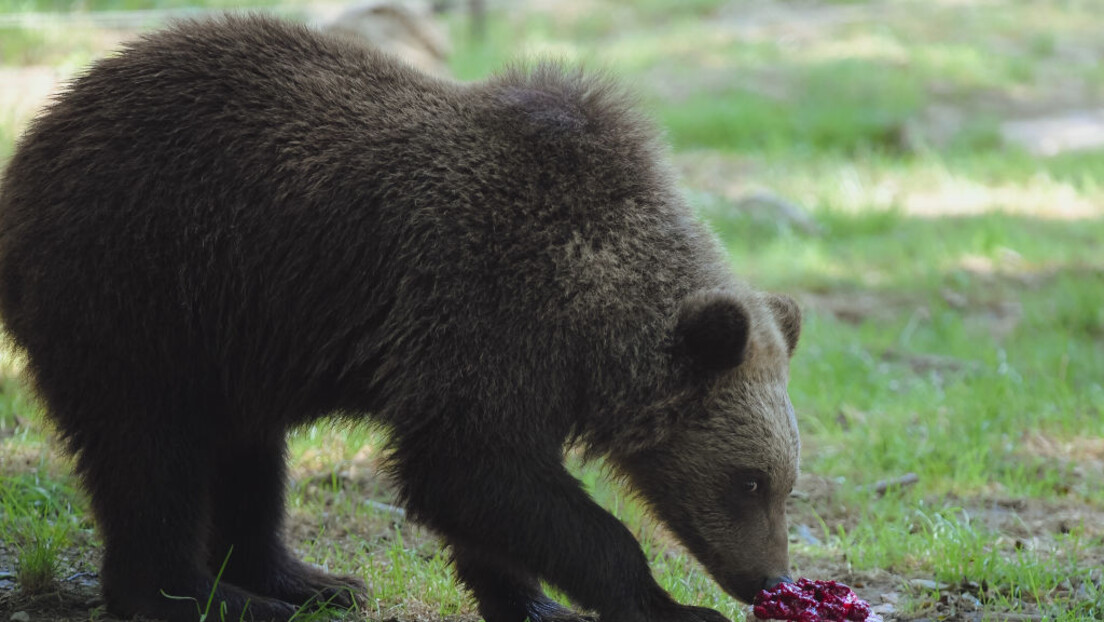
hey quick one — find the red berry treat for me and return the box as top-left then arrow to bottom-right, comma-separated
753,578 -> 873,622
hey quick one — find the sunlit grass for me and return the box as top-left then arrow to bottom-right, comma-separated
685,150 -> 1104,217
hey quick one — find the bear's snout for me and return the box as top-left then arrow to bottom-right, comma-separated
762,574 -> 794,592
720,571 -> 793,604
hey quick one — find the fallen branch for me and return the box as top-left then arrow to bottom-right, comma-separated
870,472 -> 919,496
364,498 -> 407,519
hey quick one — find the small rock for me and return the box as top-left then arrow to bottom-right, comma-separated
871,603 -> 896,616
795,523 -> 822,546
11,612 -> 31,622
909,578 -> 945,591
959,592 -> 982,609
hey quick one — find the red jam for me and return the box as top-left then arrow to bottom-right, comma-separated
753,578 -> 873,622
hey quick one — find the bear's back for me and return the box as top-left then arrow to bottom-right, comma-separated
0,15 -> 728,426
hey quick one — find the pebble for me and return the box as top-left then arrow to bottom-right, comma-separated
11,612 -> 30,622
956,592 -> 982,610
795,523 -> 822,546
871,603 -> 897,616
908,579 -> 945,591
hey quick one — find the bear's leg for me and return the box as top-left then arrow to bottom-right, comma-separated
70,417 -> 296,622
206,431 -> 367,611
451,542 -> 594,622
396,441 -> 728,622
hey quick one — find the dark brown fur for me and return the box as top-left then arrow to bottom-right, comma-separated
0,15 -> 801,622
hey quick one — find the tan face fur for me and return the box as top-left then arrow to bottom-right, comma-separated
617,290 -> 801,604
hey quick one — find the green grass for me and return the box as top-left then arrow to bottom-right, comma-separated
0,473 -> 82,594
1,0 -> 1103,620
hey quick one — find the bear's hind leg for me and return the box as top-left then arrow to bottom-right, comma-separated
452,543 -> 595,622
66,409 -> 295,622
206,430 -> 367,612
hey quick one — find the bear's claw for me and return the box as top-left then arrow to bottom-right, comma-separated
525,596 -> 598,622
239,558 -> 368,612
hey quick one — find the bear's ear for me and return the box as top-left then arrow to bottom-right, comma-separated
767,294 -> 802,357
674,290 -> 751,372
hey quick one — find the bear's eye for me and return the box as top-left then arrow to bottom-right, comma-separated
726,469 -> 768,503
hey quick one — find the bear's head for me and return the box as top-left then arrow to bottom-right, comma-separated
614,288 -> 802,604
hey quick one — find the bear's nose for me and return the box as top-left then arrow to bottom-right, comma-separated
761,575 -> 794,591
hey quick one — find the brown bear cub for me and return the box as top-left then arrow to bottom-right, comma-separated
0,15 -> 802,622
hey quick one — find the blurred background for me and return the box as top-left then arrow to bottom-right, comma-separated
0,1 -> 1102,621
